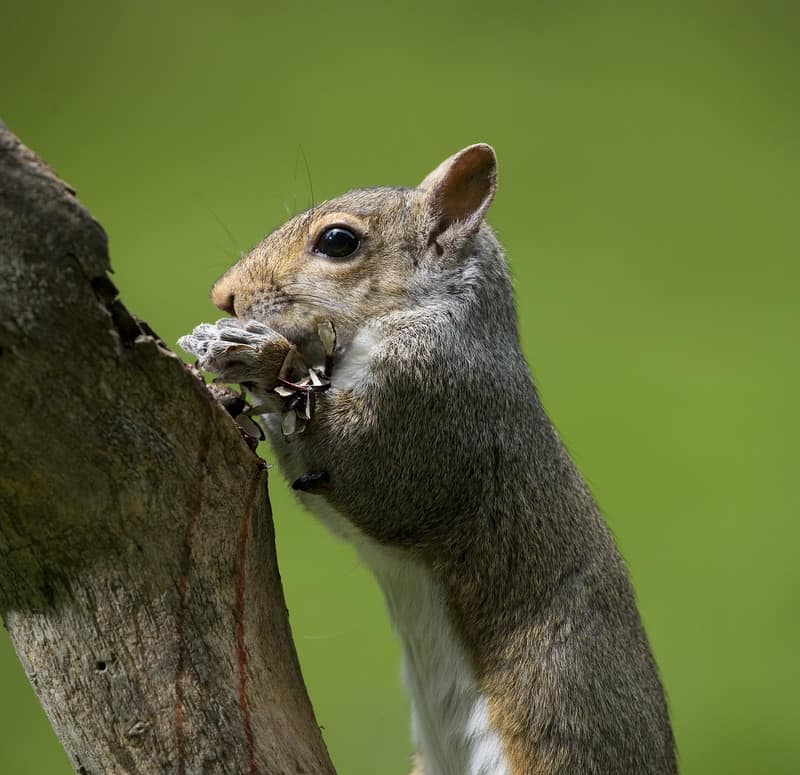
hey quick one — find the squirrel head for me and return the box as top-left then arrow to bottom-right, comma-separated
211,143 -> 497,349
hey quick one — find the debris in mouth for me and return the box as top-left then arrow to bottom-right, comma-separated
273,321 -> 337,438
178,319 -> 338,442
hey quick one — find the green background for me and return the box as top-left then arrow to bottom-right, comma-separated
2,1 -> 798,773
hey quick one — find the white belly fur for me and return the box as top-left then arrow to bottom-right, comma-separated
356,538 -> 511,775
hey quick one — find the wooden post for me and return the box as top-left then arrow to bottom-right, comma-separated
0,123 -> 335,775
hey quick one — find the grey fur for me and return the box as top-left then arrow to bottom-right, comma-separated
181,146 -> 677,774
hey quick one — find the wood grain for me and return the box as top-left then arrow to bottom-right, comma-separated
0,122 -> 335,775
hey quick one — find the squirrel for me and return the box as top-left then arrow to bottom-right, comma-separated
179,144 -> 677,775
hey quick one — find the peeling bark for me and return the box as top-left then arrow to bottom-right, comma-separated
0,122 -> 335,775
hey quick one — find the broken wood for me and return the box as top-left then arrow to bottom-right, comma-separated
0,122 -> 335,774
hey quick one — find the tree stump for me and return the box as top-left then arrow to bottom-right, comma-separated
0,122 -> 335,775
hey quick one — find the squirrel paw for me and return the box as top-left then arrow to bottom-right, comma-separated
178,318 -> 294,393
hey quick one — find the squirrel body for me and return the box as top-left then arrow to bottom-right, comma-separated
180,145 -> 677,774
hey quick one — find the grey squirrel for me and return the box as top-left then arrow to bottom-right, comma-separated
179,144 -> 677,774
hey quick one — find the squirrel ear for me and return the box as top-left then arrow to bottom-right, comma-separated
418,144 -> 497,239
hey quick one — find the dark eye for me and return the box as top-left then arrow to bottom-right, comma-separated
315,226 -> 360,259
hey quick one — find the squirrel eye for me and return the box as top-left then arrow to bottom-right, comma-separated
315,226 -> 360,259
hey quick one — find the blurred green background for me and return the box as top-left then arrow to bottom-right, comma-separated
2,1 -> 798,773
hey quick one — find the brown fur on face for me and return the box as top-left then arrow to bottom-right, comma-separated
211,188 -> 430,356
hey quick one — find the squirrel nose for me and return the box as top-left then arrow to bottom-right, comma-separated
211,277 -> 237,315
214,292 -> 236,315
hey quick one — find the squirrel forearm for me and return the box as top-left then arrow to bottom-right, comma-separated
304,324 -> 548,549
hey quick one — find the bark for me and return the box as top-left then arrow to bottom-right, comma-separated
0,122 -> 336,774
